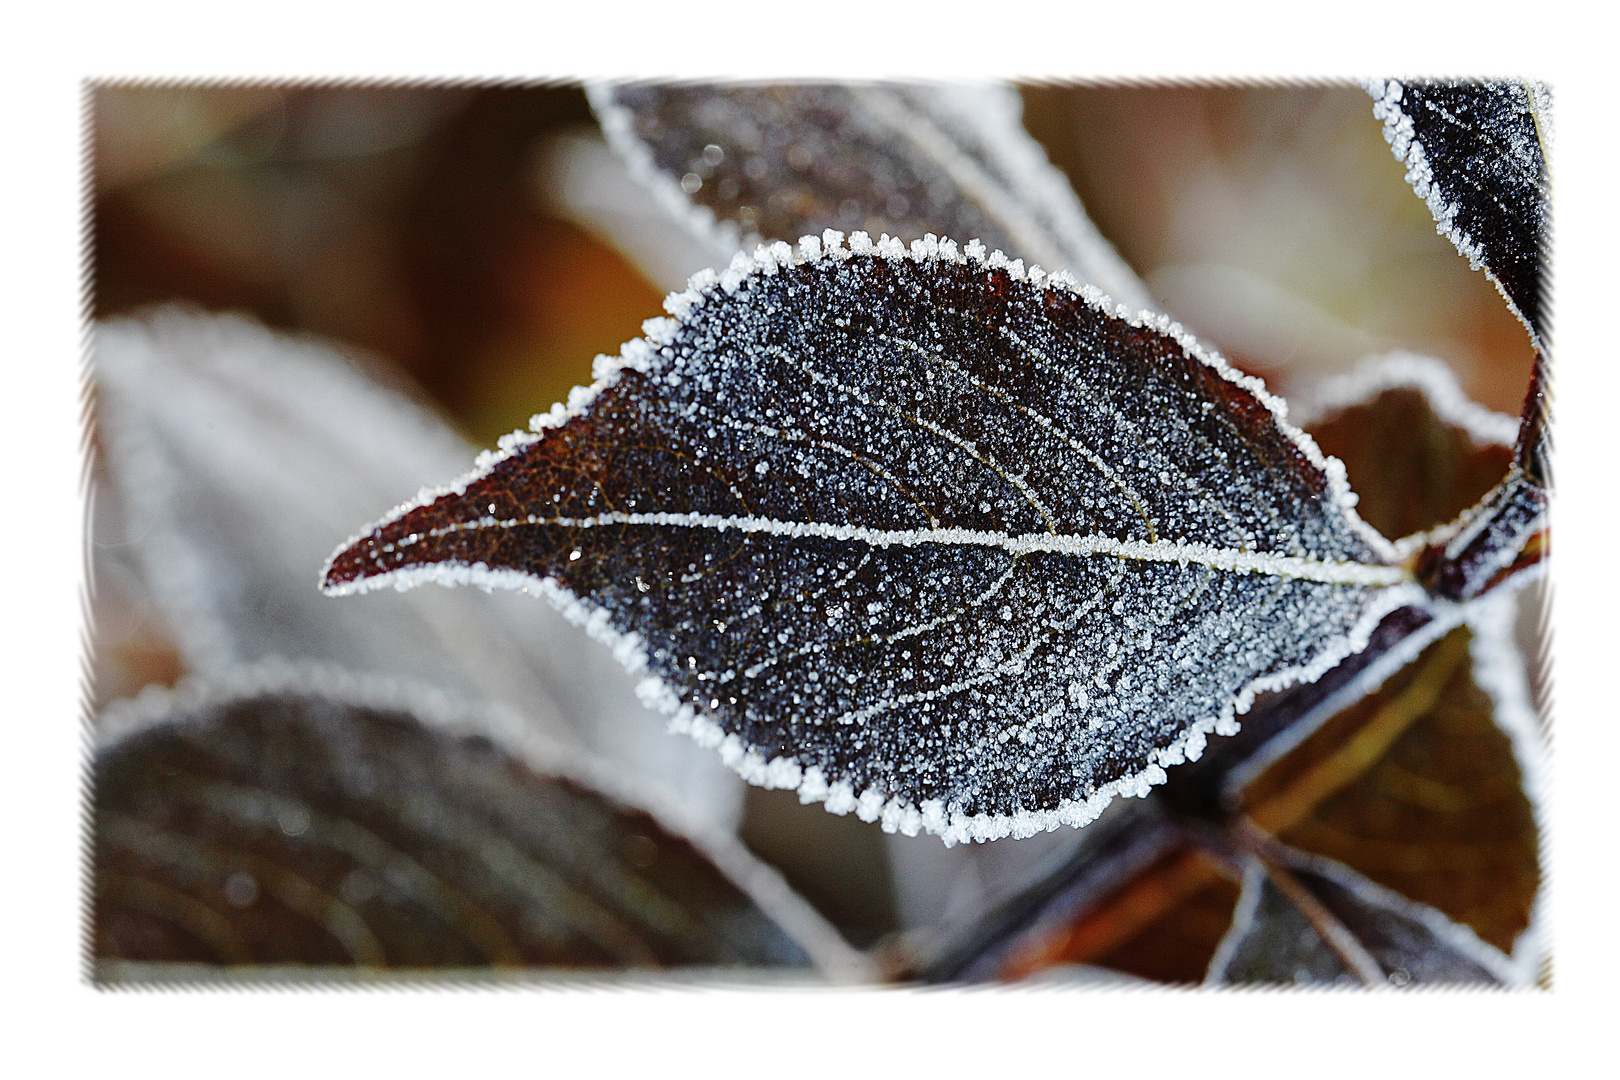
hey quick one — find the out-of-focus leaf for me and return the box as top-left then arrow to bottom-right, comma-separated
1237,622 -> 1540,957
1296,353 -> 1516,543
910,798 -> 1183,982
91,308 -> 743,829
590,81 -> 1153,313
91,664 -> 868,978
325,234 -> 1423,846
1368,79 -> 1549,350
87,447 -> 187,705
1023,85 -> 1536,416
534,127 -> 738,295
91,85 -> 286,191
1205,846 -> 1519,986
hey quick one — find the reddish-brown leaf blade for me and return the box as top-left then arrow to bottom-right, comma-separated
91,666 -> 845,976
325,235 -> 1419,846
1239,620 -> 1542,959
1298,355 -> 1516,543
1294,353 -> 1547,602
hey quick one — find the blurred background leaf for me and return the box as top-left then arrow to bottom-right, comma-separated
1205,846 -> 1518,987
1022,85 -> 1534,413
92,665 -> 870,979
92,307 -> 746,833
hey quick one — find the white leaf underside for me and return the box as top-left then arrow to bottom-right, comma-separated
327,231 -> 1422,845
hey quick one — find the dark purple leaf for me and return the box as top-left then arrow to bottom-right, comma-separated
1205,846 -> 1522,987
590,81 -> 1153,312
916,362 -> 1548,984
91,663 -> 868,978
325,233 -> 1425,846
1361,79 -> 1553,601
1368,79 -> 1550,350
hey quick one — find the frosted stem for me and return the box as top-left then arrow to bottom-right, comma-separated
1417,466 -> 1547,602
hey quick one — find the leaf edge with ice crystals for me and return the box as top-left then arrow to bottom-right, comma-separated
323,230 -> 1424,846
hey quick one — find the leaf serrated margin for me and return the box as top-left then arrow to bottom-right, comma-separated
322,230 -> 1423,845
1365,77 -> 1549,351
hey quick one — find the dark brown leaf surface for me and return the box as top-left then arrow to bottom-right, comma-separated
1368,80 -> 1549,350
1297,354 -> 1547,603
1206,847 -> 1517,987
91,674 -> 814,972
1240,624 -> 1540,954
591,82 -> 1151,312
1366,81 -> 1550,605
325,235 -> 1419,846
935,369 -> 1544,984
1300,359 -> 1515,542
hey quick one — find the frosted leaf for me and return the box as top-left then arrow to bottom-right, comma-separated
590,81 -> 1154,314
1293,351 -> 1518,449
913,357 -> 1546,977
534,127 -> 737,294
1205,847 -> 1521,987
1464,590 -> 1549,983
1232,621 -> 1541,966
1296,352 -> 1518,547
1294,361 -> 1547,605
92,308 -> 743,830
325,237 -> 1424,846
1367,79 -> 1549,349
91,661 -> 868,979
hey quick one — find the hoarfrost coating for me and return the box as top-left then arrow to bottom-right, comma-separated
325,231 -> 1425,845
589,82 -> 1155,316
1367,78 -> 1549,350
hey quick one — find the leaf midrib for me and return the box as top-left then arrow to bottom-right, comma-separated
403,511 -> 1410,588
